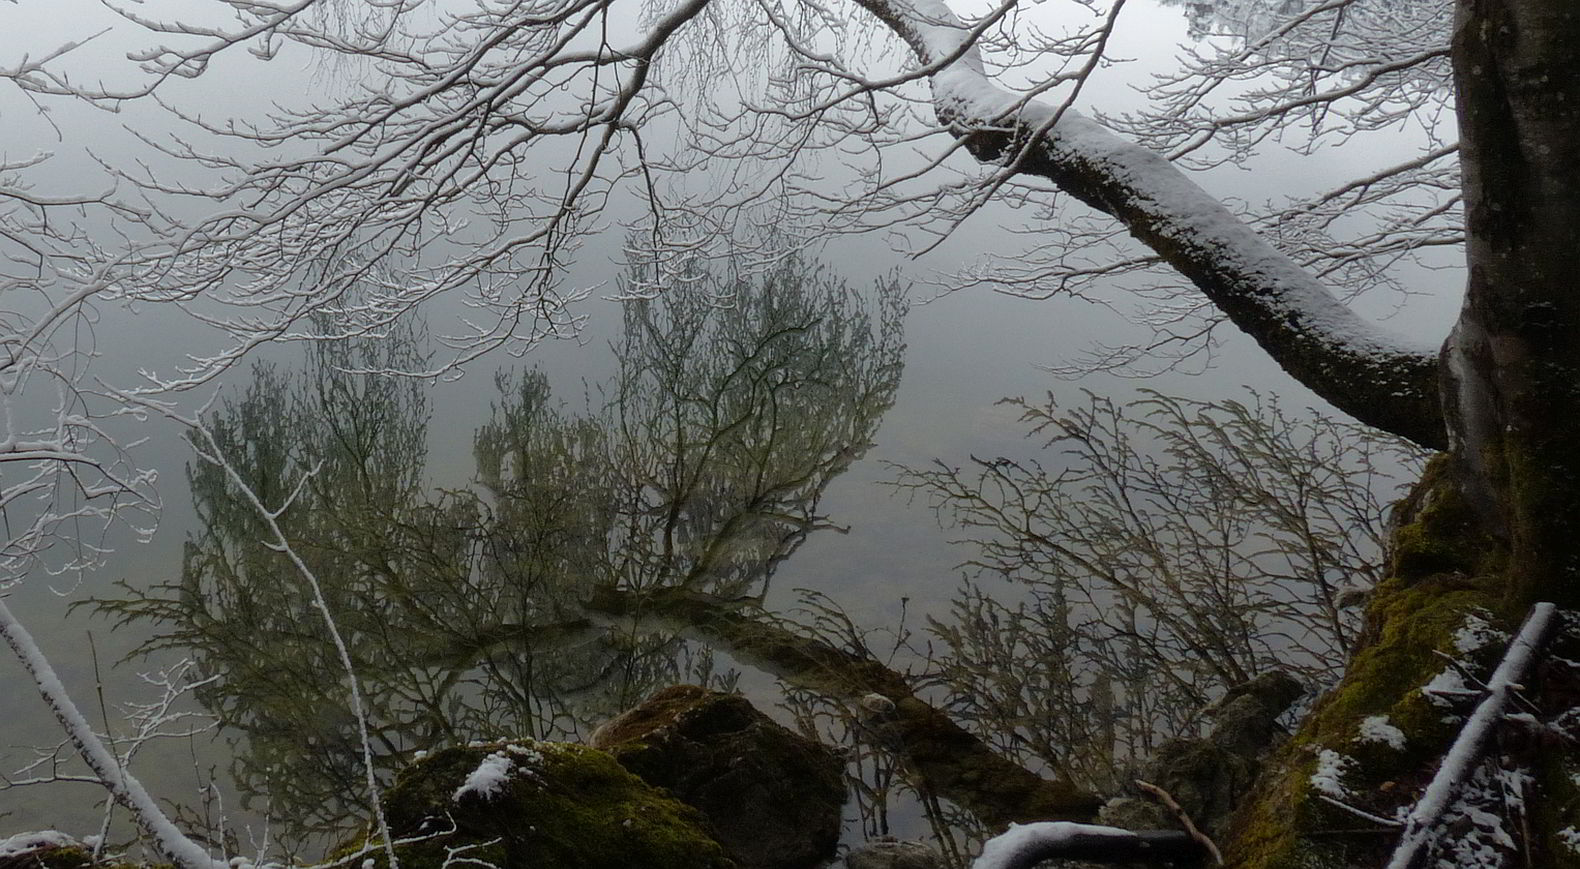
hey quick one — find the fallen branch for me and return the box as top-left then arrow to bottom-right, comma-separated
970,821 -> 1210,868
1385,601 -> 1558,869
1136,779 -> 1223,865
0,598 -> 225,869
582,584 -> 1103,827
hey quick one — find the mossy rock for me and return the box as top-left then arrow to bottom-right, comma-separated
0,838 -> 94,869
590,685 -> 846,869
1222,456 -> 1580,867
364,739 -> 735,869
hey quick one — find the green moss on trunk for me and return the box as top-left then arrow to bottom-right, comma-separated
1223,457 -> 1515,867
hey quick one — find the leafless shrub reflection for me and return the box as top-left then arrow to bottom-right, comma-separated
891,390 -> 1426,795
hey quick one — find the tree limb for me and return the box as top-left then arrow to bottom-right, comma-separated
845,0 -> 1447,449
582,584 -> 1103,827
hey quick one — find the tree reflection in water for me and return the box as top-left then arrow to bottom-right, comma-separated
92,252 -> 1419,862
95,256 -> 904,840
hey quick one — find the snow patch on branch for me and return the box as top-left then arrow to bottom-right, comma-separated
971,822 -> 1134,869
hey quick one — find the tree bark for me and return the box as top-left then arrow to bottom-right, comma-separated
1446,0 -> 1580,610
1219,3 -> 1580,865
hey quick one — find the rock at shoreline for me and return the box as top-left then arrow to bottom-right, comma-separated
843,838 -> 946,869
367,739 -> 735,869
0,833 -> 95,869
591,685 -> 847,869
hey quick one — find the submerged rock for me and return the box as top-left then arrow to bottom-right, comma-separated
1101,670 -> 1305,836
590,685 -> 847,869
371,739 -> 735,869
843,837 -> 947,869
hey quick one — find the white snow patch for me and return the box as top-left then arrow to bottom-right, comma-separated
506,743 -> 545,763
0,832 -> 78,858
1558,826 -> 1580,854
1309,749 -> 1356,799
1422,667 -> 1473,707
1429,764 -> 1518,867
1453,613 -> 1507,655
1357,715 -> 1407,751
454,751 -> 515,802
971,822 -> 1133,869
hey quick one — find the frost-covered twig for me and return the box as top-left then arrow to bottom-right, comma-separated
1386,601 -> 1558,869
0,597 -> 224,869
172,413 -> 402,869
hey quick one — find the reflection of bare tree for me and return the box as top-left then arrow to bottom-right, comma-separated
94,258 -> 903,838
583,584 -> 1102,831
892,391 -> 1426,794
564,389 -> 1420,859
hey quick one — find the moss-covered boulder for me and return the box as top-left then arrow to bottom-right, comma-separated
1222,455 -> 1580,867
843,838 -> 946,869
370,739 -> 735,869
590,685 -> 847,869
0,834 -> 96,869
1100,671 -> 1305,837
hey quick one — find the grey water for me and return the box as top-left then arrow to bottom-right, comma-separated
0,0 -> 1463,857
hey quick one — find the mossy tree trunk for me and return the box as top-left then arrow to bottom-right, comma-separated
1444,0 -> 1580,613
1221,2 -> 1580,865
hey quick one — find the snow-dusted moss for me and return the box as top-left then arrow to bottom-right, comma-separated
351,739 -> 734,869
1222,457 -> 1514,867
1356,716 -> 1406,751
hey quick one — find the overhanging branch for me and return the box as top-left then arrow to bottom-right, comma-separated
846,0 -> 1447,449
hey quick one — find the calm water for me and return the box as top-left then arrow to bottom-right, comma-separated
0,236 -> 1437,857
0,0 -> 1461,856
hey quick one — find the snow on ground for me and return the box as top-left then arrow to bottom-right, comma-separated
454,751 -> 517,801
1358,715 -> 1407,751
1454,613 -> 1508,656
1310,749 -> 1355,799
1422,666 -> 1472,708
1428,763 -> 1521,868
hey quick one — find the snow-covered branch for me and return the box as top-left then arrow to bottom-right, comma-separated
1386,601 -> 1558,869
972,821 -> 1210,868
844,0 -> 1446,447
0,597 -> 224,869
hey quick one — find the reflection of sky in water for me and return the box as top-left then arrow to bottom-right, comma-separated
0,0 -> 1464,851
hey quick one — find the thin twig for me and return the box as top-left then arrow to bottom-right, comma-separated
1135,779 -> 1224,866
